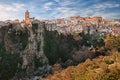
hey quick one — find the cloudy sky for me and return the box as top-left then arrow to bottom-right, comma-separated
0,0 -> 120,21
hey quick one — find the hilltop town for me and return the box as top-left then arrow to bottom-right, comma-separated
0,10 -> 120,36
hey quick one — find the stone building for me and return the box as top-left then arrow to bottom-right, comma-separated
21,10 -> 33,27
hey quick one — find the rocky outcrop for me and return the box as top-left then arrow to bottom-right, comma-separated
21,22 -> 48,74
22,23 -> 48,68
0,22 -> 50,80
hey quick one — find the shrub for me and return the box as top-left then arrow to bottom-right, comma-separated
105,34 -> 120,52
104,60 -> 114,64
34,55 -> 44,68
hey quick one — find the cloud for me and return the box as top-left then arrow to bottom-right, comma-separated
59,1 -> 76,7
53,7 -> 78,18
43,2 -> 54,10
91,11 -> 120,19
51,1 -> 120,19
0,3 -> 25,20
50,0 -> 96,18
93,3 -> 120,9
0,3 -> 25,12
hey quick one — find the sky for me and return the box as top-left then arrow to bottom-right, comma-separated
0,0 -> 120,21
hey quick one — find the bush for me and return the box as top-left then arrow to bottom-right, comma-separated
105,34 -> 120,52
104,60 -> 114,64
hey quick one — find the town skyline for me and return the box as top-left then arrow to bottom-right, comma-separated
0,0 -> 120,21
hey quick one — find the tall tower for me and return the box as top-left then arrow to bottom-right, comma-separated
25,10 -> 31,26
25,10 -> 30,21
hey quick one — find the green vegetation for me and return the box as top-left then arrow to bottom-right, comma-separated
32,23 -> 38,34
44,30 -> 59,64
0,44 -> 23,80
34,55 -> 44,68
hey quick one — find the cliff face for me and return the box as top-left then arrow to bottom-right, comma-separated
21,23 -> 48,72
0,22 -> 49,80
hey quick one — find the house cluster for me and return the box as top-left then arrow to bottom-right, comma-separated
45,16 -> 120,36
0,10 -> 119,36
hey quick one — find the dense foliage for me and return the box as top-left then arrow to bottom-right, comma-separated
0,44 -> 22,80
44,30 -> 59,64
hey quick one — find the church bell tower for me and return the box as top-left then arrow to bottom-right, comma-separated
25,10 -> 30,21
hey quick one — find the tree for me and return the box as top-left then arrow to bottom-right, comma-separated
43,30 -> 59,64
